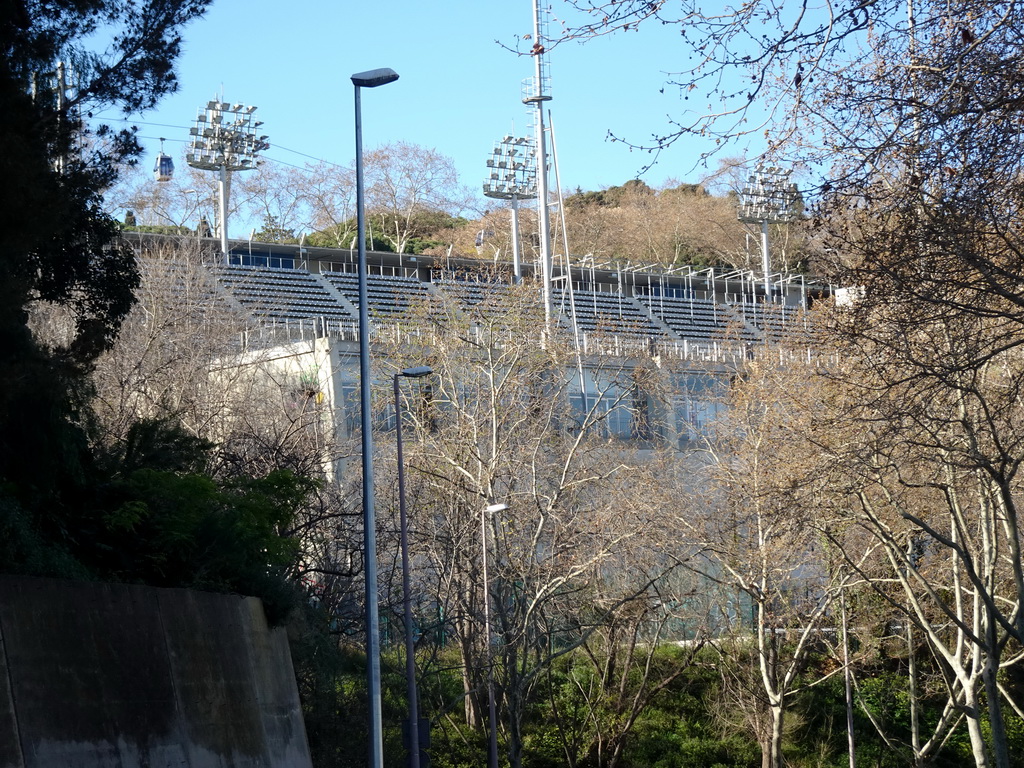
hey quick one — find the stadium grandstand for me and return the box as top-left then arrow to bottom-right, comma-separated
124,232 -> 825,461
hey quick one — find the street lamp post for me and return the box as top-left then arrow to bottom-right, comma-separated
352,66 -> 399,768
394,365 -> 433,768
481,502 -> 509,768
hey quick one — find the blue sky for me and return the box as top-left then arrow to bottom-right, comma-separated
95,0 -> 758,210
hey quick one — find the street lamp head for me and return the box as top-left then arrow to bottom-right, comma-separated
351,68 -> 400,88
485,503 -> 509,513
400,365 -> 433,378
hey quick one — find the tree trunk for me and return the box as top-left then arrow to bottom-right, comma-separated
507,682 -> 524,768
963,685 -> 992,768
983,653 -> 1010,768
768,702 -> 785,768
457,633 -> 479,728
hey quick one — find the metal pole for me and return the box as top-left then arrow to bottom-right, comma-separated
761,219 -> 770,301
535,110 -> 552,335
842,590 -> 856,768
395,374 -> 421,768
481,503 -> 501,768
355,82 -> 385,768
511,196 -> 522,284
218,165 -> 229,262
530,0 -> 553,337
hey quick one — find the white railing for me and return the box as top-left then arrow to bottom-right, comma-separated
236,316 -> 816,366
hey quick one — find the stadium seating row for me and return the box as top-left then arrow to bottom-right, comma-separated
208,264 -> 807,345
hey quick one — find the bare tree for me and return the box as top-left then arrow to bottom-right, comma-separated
373,283 -> 680,768
547,8 -> 1024,765
301,160 -> 356,248
235,162 -> 313,242
105,158 -> 217,231
809,306 -> 1024,768
363,141 -> 477,254
89,239 -> 364,620
544,573 -> 712,768
682,355 -> 851,768
553,1 -> 997,171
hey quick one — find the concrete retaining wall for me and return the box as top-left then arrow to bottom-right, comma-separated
0,576 -> 312,768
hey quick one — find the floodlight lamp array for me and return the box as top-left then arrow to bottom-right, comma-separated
186,100 -> 269,172
483,136 -> 538,200
738,166 -> 800,223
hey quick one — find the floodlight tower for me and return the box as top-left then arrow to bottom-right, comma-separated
186,99 -> 269,260
523,0 -> 554,332
483,136 -> 538,283
738,166 -> 799,300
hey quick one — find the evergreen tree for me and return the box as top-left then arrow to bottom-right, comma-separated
0,0 -> 211,569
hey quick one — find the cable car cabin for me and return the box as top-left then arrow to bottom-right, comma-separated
153,152 -> 174,182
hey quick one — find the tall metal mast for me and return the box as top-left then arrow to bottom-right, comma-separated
523,0 -> 554,333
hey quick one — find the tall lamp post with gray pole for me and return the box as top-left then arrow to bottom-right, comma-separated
482,502 -> 509,768
352,66 -> 399,768
394,365 -> 433,768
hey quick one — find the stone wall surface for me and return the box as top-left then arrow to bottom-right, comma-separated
0,576 -> 312,768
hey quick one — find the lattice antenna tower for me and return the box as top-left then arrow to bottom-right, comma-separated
186,99 -> 269,259
521,5 -> 553,105
522,0 -> 555,333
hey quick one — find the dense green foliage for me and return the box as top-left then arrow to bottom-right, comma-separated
304,210 -> 469,254
255,214 -> 299,243
1,0 -> 203,496
565,179 -> 661,208
291,621 -> 1024,768
0,2 -> 306,623
0,417 -> 309,622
